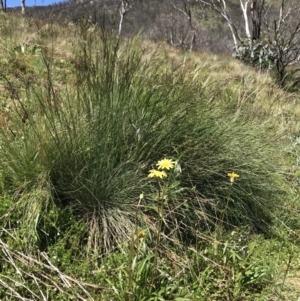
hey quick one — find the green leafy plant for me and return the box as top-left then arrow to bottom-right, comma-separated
233,39 -> 277,70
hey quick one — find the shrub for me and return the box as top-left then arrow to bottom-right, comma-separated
233,39 -> 277,70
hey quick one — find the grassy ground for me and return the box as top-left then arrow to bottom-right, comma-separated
0,12 -> 300,300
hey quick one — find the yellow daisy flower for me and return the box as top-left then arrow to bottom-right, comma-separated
156,158 -> 175,170
227,172 -> 239,184
137,230 -> 146,239
148,169 -> 167,179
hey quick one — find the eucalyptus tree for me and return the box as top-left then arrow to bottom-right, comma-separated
0,0 -> 25,13
118,0 -> 141,36
196,0 -> 300,86
170,0 -> 196,51
21,0 -> 25,13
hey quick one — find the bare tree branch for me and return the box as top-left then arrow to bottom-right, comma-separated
197,0 -> 300,87
170,0 -> 197,51
199,0 -> 241,48
118,0 -> 140,36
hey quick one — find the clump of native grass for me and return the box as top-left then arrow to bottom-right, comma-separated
0,14 -> 295,300
0,21 -> 287,254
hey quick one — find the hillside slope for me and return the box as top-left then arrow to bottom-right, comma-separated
0,11 -> 300,300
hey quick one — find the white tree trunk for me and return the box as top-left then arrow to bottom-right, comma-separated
21,0 -> 25,14
219,0 -> 241,49
199,0 -> 241,49
240,0 -> 251,44
118,1 -> 125,36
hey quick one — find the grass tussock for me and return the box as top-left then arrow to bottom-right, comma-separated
0,13 -> 299,300
0,26 -> 286,249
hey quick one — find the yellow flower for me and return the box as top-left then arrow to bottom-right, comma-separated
137,230 -> 146,239
148,169 -> 167,179
228,172 -> 239,184
156,158 -> 175,170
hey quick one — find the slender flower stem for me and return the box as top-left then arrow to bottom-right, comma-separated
216,187 -> 232,242
151,179 -> 163,286
148,158 -> 175,286
126,195 -> 142,301
216,172 -> 239,240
